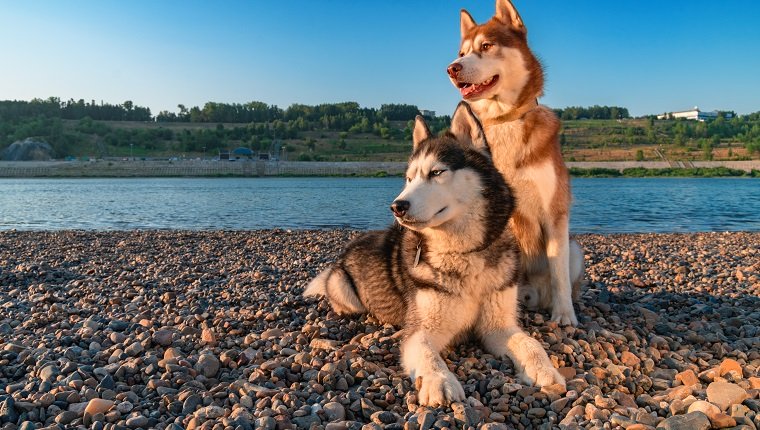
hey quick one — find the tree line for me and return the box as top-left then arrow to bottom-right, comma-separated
2,97 -> 760,159
552,105 -> 630,120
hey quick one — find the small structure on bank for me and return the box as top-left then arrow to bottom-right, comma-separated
1,138 -> 54,161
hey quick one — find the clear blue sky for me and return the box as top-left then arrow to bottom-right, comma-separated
1,1 -> 759,117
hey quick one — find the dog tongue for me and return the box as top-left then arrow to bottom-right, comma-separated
460,84 -> 480,97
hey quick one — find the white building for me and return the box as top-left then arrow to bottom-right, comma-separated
657,107 -> 722,121
420,110 -> 436,118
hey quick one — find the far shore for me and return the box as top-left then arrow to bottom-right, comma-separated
0,159 -> 759,178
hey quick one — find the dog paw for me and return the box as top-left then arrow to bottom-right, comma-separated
550,305 -> 578,326
519,285 -> 540,310
519,360 -> 566,388
414,371 -> 465,407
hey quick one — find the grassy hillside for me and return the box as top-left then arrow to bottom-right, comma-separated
2,98 -> 759,162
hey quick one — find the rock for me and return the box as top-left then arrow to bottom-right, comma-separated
124,341 -> 144,357
182,394 -> 202,415
152,329 -> 173,346
39,364 -> 60,381
709,413 -> 736,428
18,421 -> 37,430
527,407 -> 546,418
656,411 -> 710,430
125,414 -> 149,428
706,381 -> 749,411
749,377 -> 760,390
370,411 -> 398,425
195,352 -> 220,378
676,369 -> 699,386
418,411 -> 435,430
323,402 -> 346,422
310,338 -> 340,350
195,406 -> 224,420
261,328 -> 284,339
201,328 -> 216,344
550,397 -> 571,413
292,414 -> 321,429
55,410 -> 79,425
480,424 -> 509,430
85,399 -> 114,416
109,320 -> 130,331
621,351 -> 641,367
1,396 -> 19,424
718,359 -> 743,379
256,416 -> 277,430
687,400 -> 721,418
360,398 -> 380,419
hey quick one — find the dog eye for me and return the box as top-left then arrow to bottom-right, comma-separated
481,43 -> 492,51
430,169 -> 446,177
458,52 -> 464,58
406,177 -> 412,182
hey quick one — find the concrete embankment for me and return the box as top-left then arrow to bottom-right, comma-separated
0,159 -> 758,177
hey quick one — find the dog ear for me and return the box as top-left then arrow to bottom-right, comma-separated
495,0 -> 526,33
460,9 -> 477,37
412,115 -> 431,150
450,102 -> 488,152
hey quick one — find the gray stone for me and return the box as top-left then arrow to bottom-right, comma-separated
152,329 -> 173,346
292,414 -> 321,429
55,410 -> 79,425
418,411 -> 435,430
256,416 -> 277,430
1,396 -> 19,424
38,364 -> 60,381
323,402 -> 346,422
108,320 -> 130,331
18,421 -> 37,430
194,353 -> 220,378
125,414 -> 149,428
182,394 -> 202,415
124,341 -> 144,357
656,411 -> 710,430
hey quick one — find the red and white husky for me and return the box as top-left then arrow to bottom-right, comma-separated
447,0 -> 584,325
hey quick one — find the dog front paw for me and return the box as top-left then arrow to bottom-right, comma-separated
414,371 -> 465,407
519,360 -> 565,388
550,303 -> 578,326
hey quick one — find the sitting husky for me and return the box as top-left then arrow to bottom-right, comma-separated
304,102 -> 564,407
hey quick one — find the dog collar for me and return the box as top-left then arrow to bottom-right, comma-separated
481,99 -> 538,127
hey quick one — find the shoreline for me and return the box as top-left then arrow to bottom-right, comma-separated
1,159 -> 759,178
0,230 -> 758,429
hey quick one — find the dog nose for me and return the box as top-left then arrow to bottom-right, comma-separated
447,63 -> 462,79
390,200 -> 410,217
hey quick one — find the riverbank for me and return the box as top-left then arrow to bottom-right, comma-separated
1,160 -> 759,178
0,230 -> 758,429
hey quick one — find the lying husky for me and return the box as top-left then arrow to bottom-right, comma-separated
304,102 -> 564,407
447,0 -> 584,325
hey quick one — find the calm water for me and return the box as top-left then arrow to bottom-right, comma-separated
0,177 -> 758,233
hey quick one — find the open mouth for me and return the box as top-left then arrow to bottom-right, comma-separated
457,75 -> 499,99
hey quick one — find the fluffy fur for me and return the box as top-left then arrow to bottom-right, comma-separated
305,103 -> 564,407
447,0 -> 584,325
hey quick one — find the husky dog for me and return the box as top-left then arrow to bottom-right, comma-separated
304,102 -> 564,407
447,0 -> 584,325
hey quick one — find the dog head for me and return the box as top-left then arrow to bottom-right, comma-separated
447,0 -> 543,113
391,102 -> 512,239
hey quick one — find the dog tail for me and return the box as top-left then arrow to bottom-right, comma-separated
303,267 -> 366,315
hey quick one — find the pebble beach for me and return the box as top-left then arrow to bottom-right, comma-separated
0,230 -> 758,430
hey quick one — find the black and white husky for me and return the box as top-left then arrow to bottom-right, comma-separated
304,102 -> 564,407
